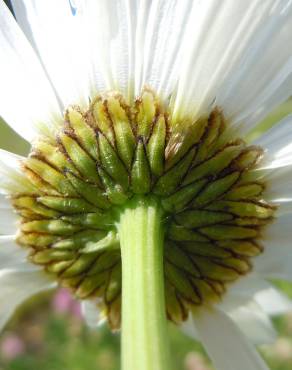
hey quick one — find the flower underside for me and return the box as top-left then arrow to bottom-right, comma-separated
11,89 -> 275,329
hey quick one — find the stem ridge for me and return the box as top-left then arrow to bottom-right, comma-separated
118,196 -> 171,370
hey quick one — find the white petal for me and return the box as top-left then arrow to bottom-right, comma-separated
0,149 -> 34,194
254,214 -> 292,280
257,165 -> 292,201
0,0 -> 61,142
183,275 -> 276,346
0,235 -> 27,269
0,149 -> 23,171
0,208 -> 18,234
218,277 -> 278,344
272,200 -> 292,216
183,273 -> 290,344
0,178 -> 19,234
216,2 -> 292,133
12,0 -> 94,108
180,313 -> 199,341
255,115 -> 292,160
193,308 -> 269,370
242,74 -> 292,131
0,269 -> 55,330
0,194 -> 11,208
225,301 -> 277,345
220,274 -> 271,312
173,0 -> 292,131
78,0 -> 126,94
254,287 -> 292,316
17,0 -> 195,103
12,0 -> 292,130
226,274 -> 269,298
75,0 -> 197,102
133,0 -> 194,98
223,274 -> 292,316
0,151 -> 21,233
81,299 -> 104,328
256,115 -> 292,169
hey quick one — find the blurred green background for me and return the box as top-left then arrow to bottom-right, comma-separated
0,100 -> 292,370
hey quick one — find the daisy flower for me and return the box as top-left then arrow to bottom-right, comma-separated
1,1 -> 292,369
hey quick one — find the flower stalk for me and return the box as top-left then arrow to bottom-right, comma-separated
118,196 -> 171,370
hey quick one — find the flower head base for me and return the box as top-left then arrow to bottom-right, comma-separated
11,89 -> 275,329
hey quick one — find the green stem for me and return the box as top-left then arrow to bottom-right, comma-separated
118,196 -> 171,370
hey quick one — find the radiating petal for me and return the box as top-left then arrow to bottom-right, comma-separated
255,115 -> 292,161
0,153 -> 22,234
223,274 -> 292,316
218,2 -> 292,132
256,165 -> 292,201
129,0 -> 194,98
243,74 -> 292,130
0,269 -> 55,330
181,301 -> 276,345
180,274 -> 286,345
180,304 -> 273,346
0,0 -> 61,142
12,0 -> 94,108
225,301 -> 277,345
173,0 -> 292,133
0,149 -> 34,194
78,0 -> 195,101
81,299 -> 104,328
0,189 -> 17,233
180,313 -> 199,341
0,194 -> 11,208
214,274 -> 290,344
0,149 -> 23,193
220,274 -> 269,310
254,287 -> 292,316
11,0 -> 292,134
193,308 -> 269,370
0,208 -> 17,235
218,276 -> 278,344
256,115 -> 292,169
254,214 -> 292,280
273,200 -> 292,215
0,235 -> 27,269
